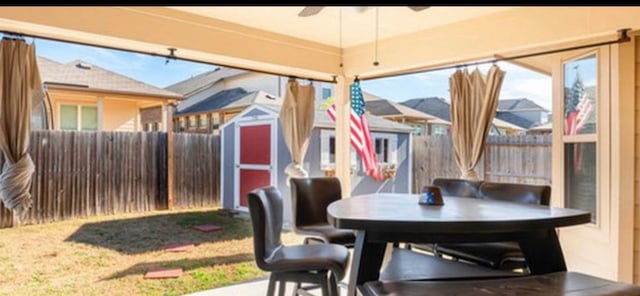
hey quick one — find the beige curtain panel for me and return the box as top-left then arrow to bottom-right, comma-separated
279,78 -> 315,180
450,65 -> 505,180
0,38 -> 44,220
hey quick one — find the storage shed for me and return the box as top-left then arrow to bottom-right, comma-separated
220,103 -> 414,228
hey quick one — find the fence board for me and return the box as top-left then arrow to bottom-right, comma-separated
172,133 -> 220,209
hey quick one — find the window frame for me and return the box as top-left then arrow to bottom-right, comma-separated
320,129 -> 356,171
58,102 -> 99,131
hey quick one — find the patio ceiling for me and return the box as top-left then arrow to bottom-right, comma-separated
0,7 -> 638,81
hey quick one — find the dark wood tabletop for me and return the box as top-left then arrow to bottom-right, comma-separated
327,193 -> 592,296
328,193 -> 591,234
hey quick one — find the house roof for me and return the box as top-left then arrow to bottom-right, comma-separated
165,67 -> 249,96
37,56 -> 183,99
528,121 -> 552,131
400,97 -> 452,121
363,92 -> 434,121
497,98 -> 549,112
174,87 -> 282,116
400,97 -> 525,131
495,111 -> 537,129
254,103 -> 413,133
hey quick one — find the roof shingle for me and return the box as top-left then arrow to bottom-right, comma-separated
37,56 -> 183,99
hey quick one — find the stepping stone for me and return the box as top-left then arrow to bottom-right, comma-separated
165,243 -> 195,252
144,267 -> 183,279
193,224 -> 222,233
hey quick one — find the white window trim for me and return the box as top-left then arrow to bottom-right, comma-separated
58,102 -> 99,131
371,132 -> 398,166
320,129 -> 356,171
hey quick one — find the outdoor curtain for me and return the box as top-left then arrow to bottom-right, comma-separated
279,78 -> 315,181
450,65 -> 505,180
0,38 -> 44,220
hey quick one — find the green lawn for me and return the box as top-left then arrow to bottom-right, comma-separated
0,207 -> 303,296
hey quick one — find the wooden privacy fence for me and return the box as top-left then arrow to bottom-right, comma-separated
171,133 -> 220,209
412,134 -> 552,193
0,131 -> 547,228
0,131 -> 221,228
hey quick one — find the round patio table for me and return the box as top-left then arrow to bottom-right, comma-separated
327,193 -> 591,296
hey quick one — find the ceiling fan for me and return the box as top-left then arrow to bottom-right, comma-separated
298,6 -> 430,17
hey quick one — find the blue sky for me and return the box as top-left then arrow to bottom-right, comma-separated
31,37 -> 553,110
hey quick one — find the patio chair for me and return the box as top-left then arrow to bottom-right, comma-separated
247,186 -> 350,296
432,178 -> 483,198
289,177 -> 355,247
434,181 -> 551,270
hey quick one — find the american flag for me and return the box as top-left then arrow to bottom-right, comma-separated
565,93 -> 593,135
326,81 -> 382,181
565,93 -> 594,172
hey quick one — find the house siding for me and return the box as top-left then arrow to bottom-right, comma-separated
634,35 -> 640,284
102,100 -> 139,132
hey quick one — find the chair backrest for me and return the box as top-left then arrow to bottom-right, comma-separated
432,178 -> 483,198
478,182 -> 551,205
290,177 -> 342,230
247,186 -> 284,271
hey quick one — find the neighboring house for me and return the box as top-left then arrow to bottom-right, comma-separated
166,66 -> 335,133
171,87 -> 282,134
37,56 -> 183,132
400,97 -> 525,135
363,92 -> 436,136
527,121 -> 552,134
495,98 -> 551,131
220,103 -> 414,228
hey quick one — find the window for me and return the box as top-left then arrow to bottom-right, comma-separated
431,125 -> 448,135
188,116 -> 196,130
322,87 -> 332,100
210,113 -> 221,130
60,104 -> 98,131
562,53 -> 597,224
371,132 -> 397,165
199,115 -> 208,129
178,118 -> 186,131
320,129 -> 356,171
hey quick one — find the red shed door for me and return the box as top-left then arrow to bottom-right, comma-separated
235,121 -> 274,209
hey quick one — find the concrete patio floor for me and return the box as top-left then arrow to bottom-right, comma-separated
184,246 -> 375,296
185,276 -> 348,296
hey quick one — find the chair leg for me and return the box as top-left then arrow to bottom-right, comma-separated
278,280 -> 286,296
318,272 -> 329,296
328,272 -> 339,296
267,274 -> 277,296
291,282 -> 300,296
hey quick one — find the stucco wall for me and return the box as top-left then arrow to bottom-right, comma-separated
634,35 -> 640,284
102,100 -> 139,132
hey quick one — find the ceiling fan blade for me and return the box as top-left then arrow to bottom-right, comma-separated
298,6 -> 324,17
408,6 -> 430,12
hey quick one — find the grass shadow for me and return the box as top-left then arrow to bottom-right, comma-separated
65,209 -> 252,255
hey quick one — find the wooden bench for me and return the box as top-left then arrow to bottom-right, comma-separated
360,272 -> 640,296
